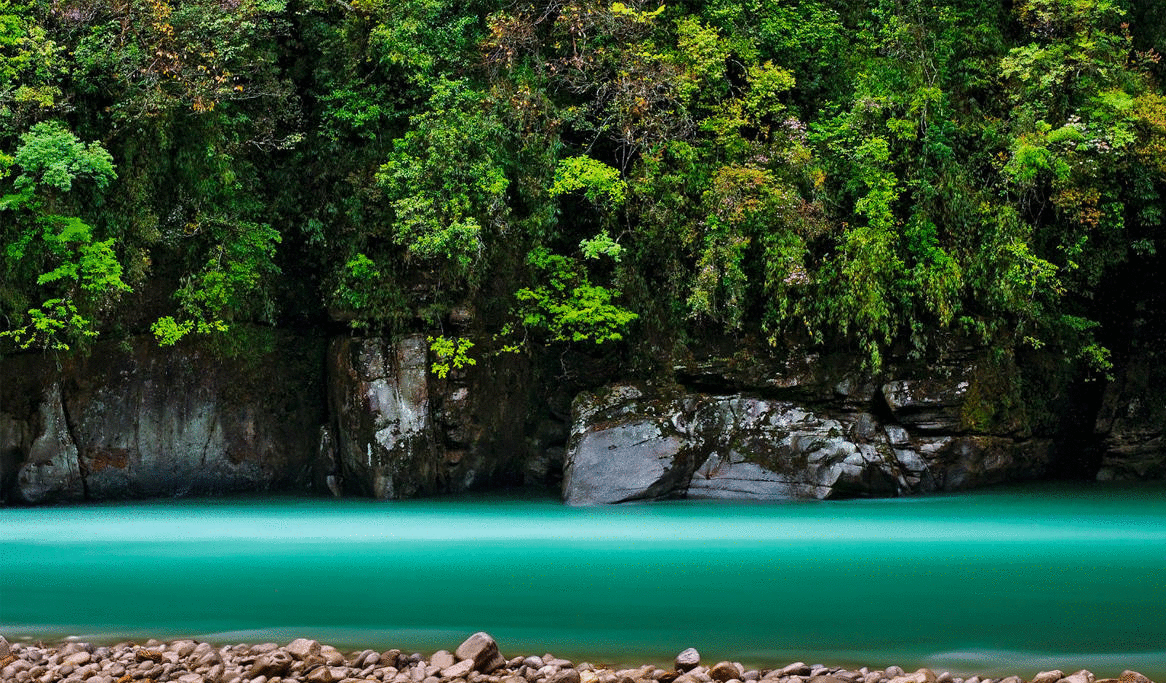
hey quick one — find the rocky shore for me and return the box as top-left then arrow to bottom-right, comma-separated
0,633 -> 1157,683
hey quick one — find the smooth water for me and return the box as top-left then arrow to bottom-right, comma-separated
2,483 -> 1165,678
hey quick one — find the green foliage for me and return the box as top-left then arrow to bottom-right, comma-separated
0,0 -> 1161,395
154,219 -> 282,345
428,334 -> 476,378
550,157 -> 627,207
2,122 -> 129,351
375,79 -> 509,282
514,247 -> 638,345
12,122 -> 114,193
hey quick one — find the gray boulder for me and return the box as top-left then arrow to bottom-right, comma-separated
454,632 -> 504,674
564,379 -> 1053,504
674,649 -> 700,672
563,386 -> 700,504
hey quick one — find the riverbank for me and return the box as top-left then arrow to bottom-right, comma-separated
0,634 -> 1157,683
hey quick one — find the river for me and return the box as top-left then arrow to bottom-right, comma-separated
2,482 -> 1164,678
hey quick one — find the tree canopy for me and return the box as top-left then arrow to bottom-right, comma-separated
2,0 -> 1163,378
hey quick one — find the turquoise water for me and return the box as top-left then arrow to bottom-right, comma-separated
2,482 -> 1165,678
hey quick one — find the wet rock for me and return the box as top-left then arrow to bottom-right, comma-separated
0,635 -> 9,658
330,335 -> 434,500
12,384 -> 84,504
551,671 -> 583,683
709,663 -> 741,683
674,650 -> 700,673
252,652 -> 293,678
1094,356 -> 1166,481
881,379 -> 968,432
1118,673 -> 1152,683
563,387 -> 907,503
563,386 -> 694,504
442,660 -> 476,679
287,641 -> 322,661
455,634 -> 505,674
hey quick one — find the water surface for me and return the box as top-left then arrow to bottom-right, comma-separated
2,482 -> 1165,678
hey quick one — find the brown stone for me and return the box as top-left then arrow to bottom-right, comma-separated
454,634 -> 504,674
674,650 -> 699,673
709,663 -> 741,683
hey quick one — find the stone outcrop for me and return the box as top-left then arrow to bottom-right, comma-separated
1095,355 -> 1166,480
327,335 -> 538,499
8,383 -> 85,504
3,325 -> 1158,505
1,334 -> 327,503
328,335 -> 435,500
564,350 -> 1054,504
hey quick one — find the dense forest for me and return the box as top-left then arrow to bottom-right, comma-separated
2,0 -> 1164,385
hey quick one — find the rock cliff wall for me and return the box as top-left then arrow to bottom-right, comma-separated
1,334 -> 327,504
562,350 -> 1055,504
326,335 -> 540,499
2,333 -> 1163,505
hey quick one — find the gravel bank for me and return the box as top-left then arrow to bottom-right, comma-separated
0,633 -> 1157,683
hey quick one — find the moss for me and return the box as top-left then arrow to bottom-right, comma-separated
958,350 -> 1028,435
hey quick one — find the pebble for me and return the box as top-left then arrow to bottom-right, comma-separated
0,636 -> 1156,683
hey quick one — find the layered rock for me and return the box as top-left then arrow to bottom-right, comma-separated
564,351 -> 1053,504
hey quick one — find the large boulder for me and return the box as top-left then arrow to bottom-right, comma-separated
563,385 -> 902,504
688,398 -> 898,500
563,377 -> 1052,504
563,386 -> 702,504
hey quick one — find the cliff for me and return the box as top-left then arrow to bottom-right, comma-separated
1,333 -> 1161,505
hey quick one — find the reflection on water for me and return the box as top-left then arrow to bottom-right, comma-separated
2,482 -> 1165,678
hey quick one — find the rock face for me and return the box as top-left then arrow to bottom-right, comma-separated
327,335 -> 538,499
564,351 -> 1054,504
1095,355 -> 1166,480
3,327 -> 1157,505
1,334 -> 327,503
11,383 -> 85,504
329,335 -> 435,500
